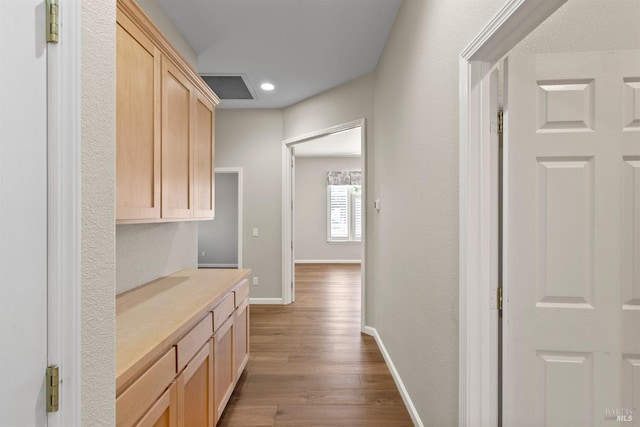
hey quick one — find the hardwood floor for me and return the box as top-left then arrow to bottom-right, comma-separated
218,263 -> 413,426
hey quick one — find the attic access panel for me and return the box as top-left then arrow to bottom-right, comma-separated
201,75 -> 254,100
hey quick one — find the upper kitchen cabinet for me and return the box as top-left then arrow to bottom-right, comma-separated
193,92 -> 215,219
161,57 -> 194,220
116,10 -> 161,220
116,0 -> 219,224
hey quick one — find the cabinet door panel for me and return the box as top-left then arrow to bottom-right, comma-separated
135,381 -> 178,427
177,340 -> 214,427
193,92 -> 215,218
116,10 -> 161,220
162,57 -> 193,219
214,315 -> 235,422
234,297 -> 249,380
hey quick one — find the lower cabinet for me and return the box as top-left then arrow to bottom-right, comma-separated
177,340 -> 214,427
117,277 -> 250,427
214,315 -> 235,423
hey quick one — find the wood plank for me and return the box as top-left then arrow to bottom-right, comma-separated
217,264 -> 412,426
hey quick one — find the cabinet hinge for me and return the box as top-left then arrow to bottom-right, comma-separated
497,287 -> 503,312
497,110 -> 504,135
46,366 -> 60,413
46,0 -> 60,43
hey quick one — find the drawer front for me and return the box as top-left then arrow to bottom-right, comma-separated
212,294 -> 234,332
117,347 -> 177,427
176,313 -> 213,372
234,279 -> 249,307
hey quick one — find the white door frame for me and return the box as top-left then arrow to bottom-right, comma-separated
458,0 -> 567,425
281,119 -> 367,330
212,167 -> 244,268
47,1 -> 82,425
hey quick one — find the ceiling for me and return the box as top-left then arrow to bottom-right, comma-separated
157,0 -> 402,109
293,127 -> 361,158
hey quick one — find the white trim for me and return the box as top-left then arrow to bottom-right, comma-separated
365,327 -> 424,427
282,119 -> 367,332
295,260 -> 361,264
214,167 -> 243,268
458,1 -> 566,426
249,298 -> 284,305
198,263 -> 239,268
47,1 -> 82,425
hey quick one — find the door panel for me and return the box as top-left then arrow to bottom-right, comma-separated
0,1 -> 48,425
162,58 -> 193,219
504,51 -> 640,426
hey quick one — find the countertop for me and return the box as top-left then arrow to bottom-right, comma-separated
116,268 -> 251,393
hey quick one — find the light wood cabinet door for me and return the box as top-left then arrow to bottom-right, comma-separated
135,382 -> 178,427
234,297 -> 249,381
193,91 -> 215,219
116,10 -> 161,220
161,57 -> 194,219
214,315 -> 235,422
177,340 -> 214,427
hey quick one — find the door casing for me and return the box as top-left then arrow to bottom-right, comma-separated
458,0 -> 568,425
281,118 -> 367,331
47,1 -> 83,425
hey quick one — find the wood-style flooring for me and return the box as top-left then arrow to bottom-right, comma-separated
218,263 -> 413,426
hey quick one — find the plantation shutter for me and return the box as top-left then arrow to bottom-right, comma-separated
352,190 -> 362,240
329,185 -> 349,240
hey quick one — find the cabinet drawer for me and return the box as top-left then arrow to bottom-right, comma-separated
234,279 -> 249,307
176,313 -> 213,373
212,294 -> 234,332
117,347 -> 177,427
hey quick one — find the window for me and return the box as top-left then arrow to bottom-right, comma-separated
328,185 -> 361,242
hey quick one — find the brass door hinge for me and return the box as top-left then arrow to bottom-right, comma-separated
497,287 -> 503,312
46,0 -> 59,43
497,110 -> 504,135
46,366 -> 60,413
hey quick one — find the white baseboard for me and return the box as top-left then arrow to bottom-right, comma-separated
364,326 -> 424,427
198,263 -> 238,268
249,298 -> 284,305
294,259 -> 361,264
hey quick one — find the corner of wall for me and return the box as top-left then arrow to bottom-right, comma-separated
81,0 -> 116,425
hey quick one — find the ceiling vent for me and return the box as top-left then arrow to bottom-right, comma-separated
200,75 -> 254,100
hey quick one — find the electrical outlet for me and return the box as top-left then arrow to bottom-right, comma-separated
252,277 -> 259,286
252,228 -> 259,237
201,250 -> 205,257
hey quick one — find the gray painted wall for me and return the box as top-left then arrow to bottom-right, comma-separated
136,0 -> 198,68
371,1 -> 505,423
295,156 -> 362,262
512,0 -> 640,54
215,110 -> 284,299
116,223 -> 198,294
198,173 -> 239,266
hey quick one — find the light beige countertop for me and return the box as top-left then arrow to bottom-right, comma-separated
116,268 -> 251,394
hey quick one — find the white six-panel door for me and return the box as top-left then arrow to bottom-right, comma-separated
504,52 -> 640,426
0,1 -> 49,425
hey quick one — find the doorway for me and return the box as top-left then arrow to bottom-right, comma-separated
281,119 -> 367,330
460,0 -> 640,424
198,168 -> 243,269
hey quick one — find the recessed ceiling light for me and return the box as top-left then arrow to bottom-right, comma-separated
260,82 -> 275,91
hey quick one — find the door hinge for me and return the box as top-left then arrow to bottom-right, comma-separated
497,110 -> 504,135
46,366 -> 60,413
497,287 -> 503,312
46,0 -> 59,43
